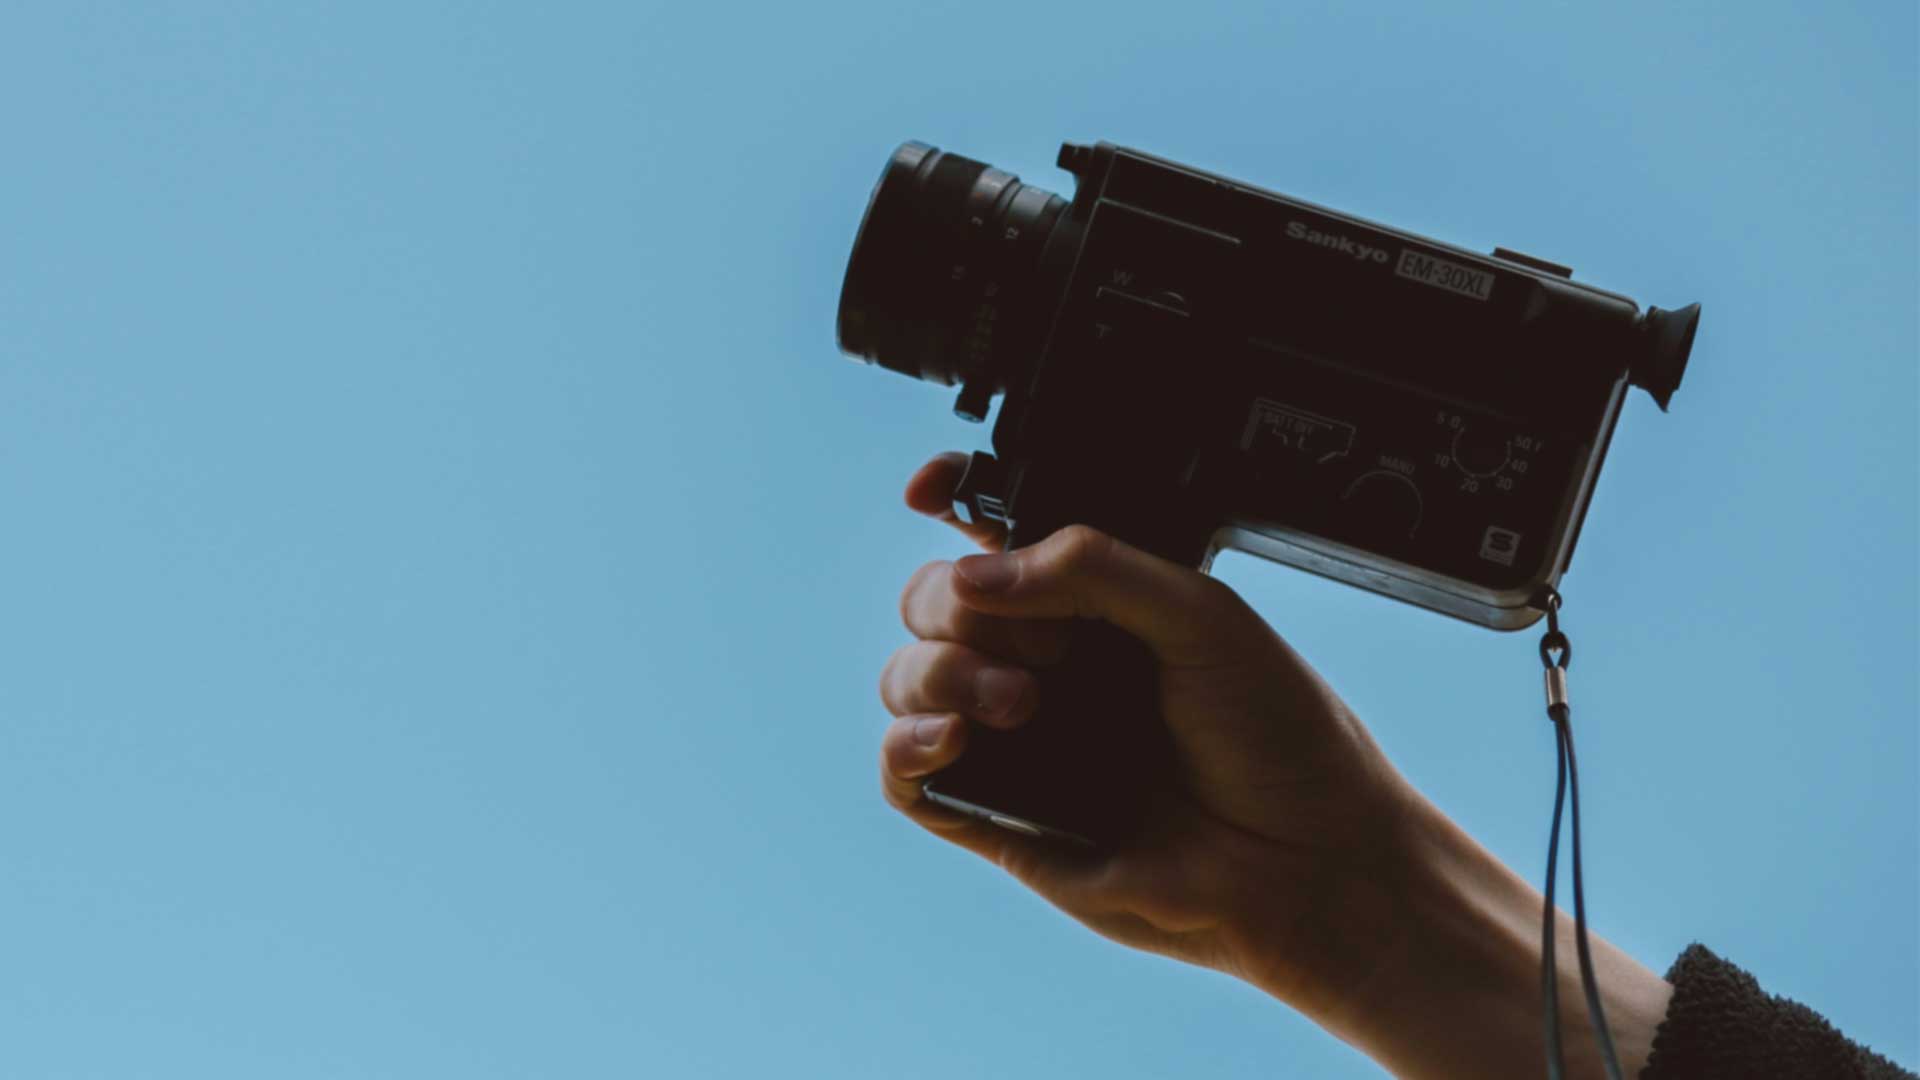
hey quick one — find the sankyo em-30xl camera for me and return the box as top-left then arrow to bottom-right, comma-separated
834,139 -> 1701,848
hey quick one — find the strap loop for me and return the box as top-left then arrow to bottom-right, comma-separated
1539,631 -> 1572,670
1535,587 -> 1572,670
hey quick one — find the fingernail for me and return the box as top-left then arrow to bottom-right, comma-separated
954,553 -> 1017,592
913,715 -> 951,747
973,666 -> 1029,717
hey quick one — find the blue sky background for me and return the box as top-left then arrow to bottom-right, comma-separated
1,2 -> 1913,1077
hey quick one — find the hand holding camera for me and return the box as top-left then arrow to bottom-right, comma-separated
846,139 -> 1910,1080
878,450 -> 1673,1078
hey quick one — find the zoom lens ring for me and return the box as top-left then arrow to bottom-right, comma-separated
836,142 -> 1069,391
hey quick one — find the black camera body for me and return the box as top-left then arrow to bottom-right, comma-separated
837,140 -> 1699,846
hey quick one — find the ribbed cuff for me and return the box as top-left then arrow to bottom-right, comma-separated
1640,943 -> 1915,1079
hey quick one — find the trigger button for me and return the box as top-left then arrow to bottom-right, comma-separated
953,451 -> 1010,526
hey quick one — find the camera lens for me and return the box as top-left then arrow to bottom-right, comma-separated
1632,302 -> 1701,411
836,142 -> 1071,391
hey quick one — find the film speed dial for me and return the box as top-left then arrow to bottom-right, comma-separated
1451,425 -> 1512,478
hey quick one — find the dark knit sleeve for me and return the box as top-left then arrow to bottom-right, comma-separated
1639,943 -> 1915,1079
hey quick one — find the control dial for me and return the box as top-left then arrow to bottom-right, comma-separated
1451,426 -> 1511,478
1341,470 -> 1424,540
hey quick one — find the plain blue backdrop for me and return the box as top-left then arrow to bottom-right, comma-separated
1,2 -> 1913,1077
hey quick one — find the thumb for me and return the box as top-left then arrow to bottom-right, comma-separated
950,524 -> 1263,670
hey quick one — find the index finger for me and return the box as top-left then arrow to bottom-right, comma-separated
905,452 -> 1009,554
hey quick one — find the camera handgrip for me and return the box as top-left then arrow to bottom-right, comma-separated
920,513 -> 1188,850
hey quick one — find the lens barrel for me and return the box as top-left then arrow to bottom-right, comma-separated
836,142 -> 1070,392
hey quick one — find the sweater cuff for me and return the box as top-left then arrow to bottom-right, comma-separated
1640,943 -> 1915,1079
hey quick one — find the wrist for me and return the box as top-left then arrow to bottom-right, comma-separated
1235,780 -> 1673,1079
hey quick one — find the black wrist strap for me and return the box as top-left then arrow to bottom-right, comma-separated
1536,589 -> 1624,1080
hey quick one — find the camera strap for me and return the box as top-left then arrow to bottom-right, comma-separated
1534,588 -> 1625,1080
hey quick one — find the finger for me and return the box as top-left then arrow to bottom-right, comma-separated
877,713 -> 1035,849
877,713 -> 1015,845
880,713 -> 969,795
948,524 -> 1270,670
879,713 -> 1109,904
899,559 -> 1073,668
905,451 -> 1009,554
878,639 -> 1037,730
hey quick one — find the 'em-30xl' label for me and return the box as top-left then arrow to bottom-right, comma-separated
1395,249 -> 1495,301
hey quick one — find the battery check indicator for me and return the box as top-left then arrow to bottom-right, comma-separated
1240,399 -> 1357,464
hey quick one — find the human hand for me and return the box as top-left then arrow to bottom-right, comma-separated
876,452 -> 1674,1079
877,451 -> 1423,1021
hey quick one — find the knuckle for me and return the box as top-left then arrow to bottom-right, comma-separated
918,640 -> 970,691
876,641 -> 918,711
898,560 -> 947,632
1050,524 -> 1113,575
880,765 -> 912,811
1046,525 -> 1115,621
878,731 -> 917,807
881,640 -> 975,714
879,721 -> 913,773
916,565 -> 970,640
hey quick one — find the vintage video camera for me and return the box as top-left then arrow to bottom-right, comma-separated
835,140 -> 1700,847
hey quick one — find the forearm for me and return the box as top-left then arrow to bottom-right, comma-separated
1240,782 -> 1673,1079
